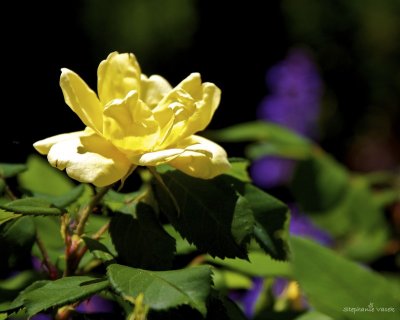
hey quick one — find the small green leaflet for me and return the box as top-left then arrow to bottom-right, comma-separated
0,198 -> 63,216
0,163 -> 27,178
107,264 -> 212,316
1,277 -> 109,317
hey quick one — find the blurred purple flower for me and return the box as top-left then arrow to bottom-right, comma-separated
250,157 -> 294,189
31,314 -> 52,320
289,206 -> 333,247
229,277 -> 264,319
258,48 -> 322,138
252,48 -> 322,188
75,294 -> 114,314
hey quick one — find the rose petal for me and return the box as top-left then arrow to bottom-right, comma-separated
60,69 -> 103,133
140,74 -> 172,108
97,52 -> 141,104
168,135 -> 230,179
46,132 -> 133,187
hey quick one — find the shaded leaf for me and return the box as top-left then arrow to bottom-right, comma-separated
0,198 -> 63,216
18,155 -> 74,196
109,203 -> 175,270
0,216 -> 35,271
290,236 -> 400,320
0,163 -> 27,178
291,152 -> 349,212
164,224 -> 197,255
5,276 -> 108,316
239,183 -> 289,260
152,169 -> 248,259
107,264 -> 212,316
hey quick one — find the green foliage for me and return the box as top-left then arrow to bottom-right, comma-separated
291,152 -> 349,212
107,264 -> 212,315
2,276 -> 109,317
18,155 -> 74,196
0,119 -> 397,318
151,168 -> 289,260
0,163 -> 27,178
0,198 -> 63,216
290,236 -> 400,320
109,204 -> 175,270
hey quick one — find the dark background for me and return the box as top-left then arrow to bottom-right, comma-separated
2,0 -> 400,173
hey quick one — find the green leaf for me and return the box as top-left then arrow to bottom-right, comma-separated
109,203 -> 175,270
290,236 -> 400,320
103,189 -> 143,215
107,264 -> 212,316
310,177 -> 389,262
291,152 -> 349,212
82,237 -> 115,262
4,276 -> 108,316
240,183 -> 289,260
225,158 -> 252,182
18,155 -> 74,196
206,121 -> 310,145
0,270 -> 43,303
295,311 -> 334,320
164,224 -> 197,255
0,209 -> 21,225
0,198 -> 63,216
151,169 -> 248,259
0,163 -> 27,178
207,251 -> 292,277
33,184 -> 85,208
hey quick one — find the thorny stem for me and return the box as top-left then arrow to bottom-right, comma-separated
3,182 -> 17,200
36,233 -> 58,279
76,185 -> 113,236
64,185 -> 112,276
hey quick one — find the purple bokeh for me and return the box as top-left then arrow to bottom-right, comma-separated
258,48 -> 322,138
252,48 -> 322,188
75,294 -> 114,314
229,277 -> 264,319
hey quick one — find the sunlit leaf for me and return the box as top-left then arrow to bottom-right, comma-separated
18,155 -> 74,196
2,277 -> 108,317
0,210 -> 21,225
107,264 -> 212,315
207,251 -> 292,277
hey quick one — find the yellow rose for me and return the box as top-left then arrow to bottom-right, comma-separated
33,52 -> 230,187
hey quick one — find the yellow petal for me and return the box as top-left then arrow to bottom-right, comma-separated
33,131 -> 85,155
168,135 -> 231,179
155,73 -> 221,148
97,52 -> 141,104
102,90 -> 160,156
46,131 -> 133,187
132,148 -> 185,167
60,69 -> 103,133
140,74 -> 172,108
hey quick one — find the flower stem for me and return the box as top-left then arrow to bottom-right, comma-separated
36,233 -> 58,279
76,185 -> 112,236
